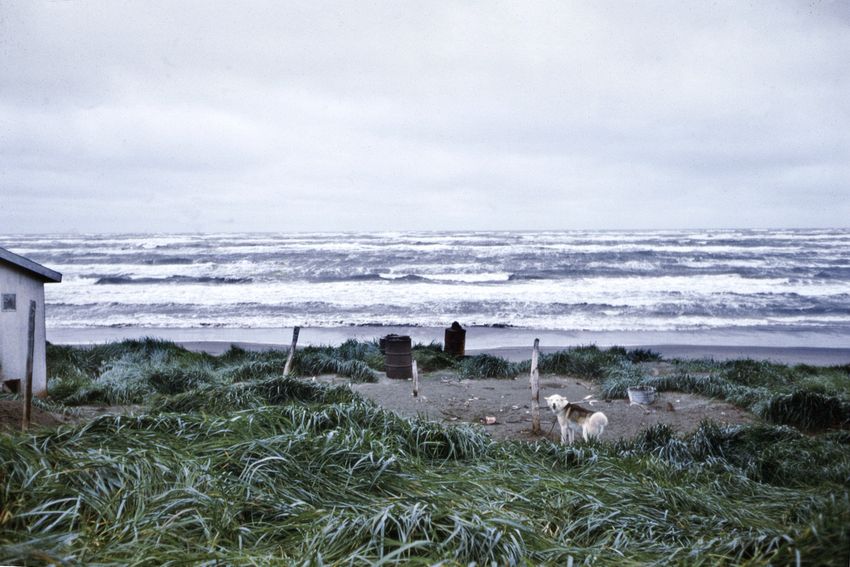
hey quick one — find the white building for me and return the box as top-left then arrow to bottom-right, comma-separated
0,247 -> 62,397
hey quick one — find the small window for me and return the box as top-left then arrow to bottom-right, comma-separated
2,293 -> 16,311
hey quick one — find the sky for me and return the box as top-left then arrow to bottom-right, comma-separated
1,0 -> 848,233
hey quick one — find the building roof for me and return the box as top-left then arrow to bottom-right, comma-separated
0,246 -> 62,283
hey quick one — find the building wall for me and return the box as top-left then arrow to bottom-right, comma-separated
0,265 -> 48,397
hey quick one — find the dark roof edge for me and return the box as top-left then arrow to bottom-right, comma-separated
0,247 -> 63,283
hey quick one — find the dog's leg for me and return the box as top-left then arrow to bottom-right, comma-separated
559,422 -> 568,445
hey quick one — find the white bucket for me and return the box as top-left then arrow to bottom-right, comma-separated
627,386 -> 657,405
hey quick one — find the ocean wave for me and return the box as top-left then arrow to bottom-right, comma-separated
140,257 -> 196,265
94,275 -> 253,285
311,273 -> 432,283
311,273 -> 386,283
814,267 -> 850,279
381,274 -> 430,282
5,228 -> 850,332
310,272 -> 512,284
44,294 -> 850,330
44,311 -> 850,333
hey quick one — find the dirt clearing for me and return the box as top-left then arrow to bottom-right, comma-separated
331,371 -> 754,442
1,373 -> 754,441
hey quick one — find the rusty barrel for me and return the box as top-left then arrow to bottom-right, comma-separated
444,321 -> 466,357
384,334 -> 412,379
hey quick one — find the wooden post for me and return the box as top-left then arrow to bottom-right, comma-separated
412,360 -> 419,397
530,338 -> 540,434
22,300 -> 36,432
283,326 -> 300,376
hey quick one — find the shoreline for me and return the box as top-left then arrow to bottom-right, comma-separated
46,326 -> 850,366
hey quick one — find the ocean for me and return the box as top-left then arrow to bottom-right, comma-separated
3,229 -> 849,347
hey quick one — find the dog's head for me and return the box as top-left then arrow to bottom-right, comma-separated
545,394 -> 569,413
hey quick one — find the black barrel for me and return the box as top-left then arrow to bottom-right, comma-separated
384,334 -> 412,379
444,321 -> 466,357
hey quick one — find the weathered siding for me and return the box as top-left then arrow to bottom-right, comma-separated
0,265 -> 48,397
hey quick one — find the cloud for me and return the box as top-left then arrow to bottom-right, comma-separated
1,0 -> 848,232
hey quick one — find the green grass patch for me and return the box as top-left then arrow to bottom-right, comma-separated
412,341 -> 457,372
292,339 -> 381,382
530,350 -> 850,433
455,353 -> 528,379
45,338 -> 382,407
0,340 -> 845,563
2,380 -> 848,565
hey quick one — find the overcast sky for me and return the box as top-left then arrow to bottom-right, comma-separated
1,1 -> 848,233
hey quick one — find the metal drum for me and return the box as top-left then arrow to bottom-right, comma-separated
384,334 -> 412,378
444,321 -> 466,357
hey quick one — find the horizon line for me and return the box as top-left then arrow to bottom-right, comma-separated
1,226 -> 849,237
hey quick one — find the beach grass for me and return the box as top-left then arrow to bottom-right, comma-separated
43,339 -> 850,432
0,340 -> 847,564
600,358 -> 850,431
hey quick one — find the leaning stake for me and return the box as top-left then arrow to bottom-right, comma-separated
412,360 -> 419,397
283,326 -> 300,376
531,338 -> 540,434
22,300 -> 36,432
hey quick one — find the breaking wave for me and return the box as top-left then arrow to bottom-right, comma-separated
94,275 -> 253,285
2,228 -> 848,332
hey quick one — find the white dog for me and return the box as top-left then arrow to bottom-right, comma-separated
545,394 -> 609,444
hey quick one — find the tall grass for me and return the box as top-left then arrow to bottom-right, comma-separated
411,342 -> 457,372
292,340 -> 381,382
46,339 -> 383,407
539,345 -> 643,379
455,354 -> 528,379
453,346 -> 656,380
2,387 -> 847,565
0,341 -> 846,563
598,359 -> 850,431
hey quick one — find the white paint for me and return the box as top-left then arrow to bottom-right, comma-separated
0,265 -> 48,397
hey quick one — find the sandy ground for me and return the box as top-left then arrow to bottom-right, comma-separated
320,370 -> 753,442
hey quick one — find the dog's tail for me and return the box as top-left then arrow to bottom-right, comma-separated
586,412 -> 609,438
